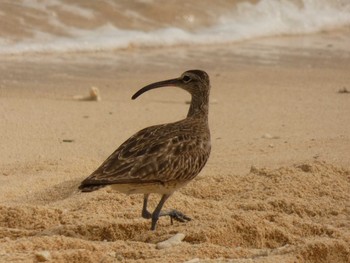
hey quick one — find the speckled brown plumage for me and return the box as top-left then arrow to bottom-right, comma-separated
79,70 -> 211,230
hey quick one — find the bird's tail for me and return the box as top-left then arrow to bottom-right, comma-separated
78,184 -> 106,192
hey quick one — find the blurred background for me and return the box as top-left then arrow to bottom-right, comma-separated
0,0 -> 349,54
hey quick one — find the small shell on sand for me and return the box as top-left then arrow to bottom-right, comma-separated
156,233 -> 185,249
262,133 -> 280,139
35,251 -> 51,262
184,259 -> 200,263
73,87 -> 101,101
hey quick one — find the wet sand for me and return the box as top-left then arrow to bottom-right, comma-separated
0,31 -> 350,262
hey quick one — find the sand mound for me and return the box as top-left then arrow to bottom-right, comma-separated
1,161 -> 349,262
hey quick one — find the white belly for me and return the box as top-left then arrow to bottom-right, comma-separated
109,181 -> 188,195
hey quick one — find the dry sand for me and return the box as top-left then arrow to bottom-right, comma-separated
0,31 -> 350,262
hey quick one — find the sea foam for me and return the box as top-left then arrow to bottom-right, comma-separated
0,0 -> 349,54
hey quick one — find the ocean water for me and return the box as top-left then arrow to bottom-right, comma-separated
0,0 -> 349,54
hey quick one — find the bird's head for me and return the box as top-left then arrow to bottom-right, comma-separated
132,70 -> 210,100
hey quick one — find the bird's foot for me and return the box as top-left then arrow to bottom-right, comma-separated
160,209 -> 191,224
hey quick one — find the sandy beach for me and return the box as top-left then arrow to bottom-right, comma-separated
0,29 -> 350,262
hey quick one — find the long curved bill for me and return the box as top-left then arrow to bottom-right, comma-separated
132,78 -> 182,100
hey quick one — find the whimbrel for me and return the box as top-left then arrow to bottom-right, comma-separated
79,70 -> 211,230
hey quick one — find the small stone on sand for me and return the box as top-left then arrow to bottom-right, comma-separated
62,139 -> 74,143
156,233 -> 185,249
338,87 -> 349,94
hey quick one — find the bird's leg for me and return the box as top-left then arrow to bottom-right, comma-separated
150,194 -> 192,230
141,194 -> 152,219
151,194 -> 171,230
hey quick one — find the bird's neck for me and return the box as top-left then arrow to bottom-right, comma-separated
187,91 -> 209,121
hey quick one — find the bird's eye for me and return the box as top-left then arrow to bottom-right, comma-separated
183,75 -> 191,83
